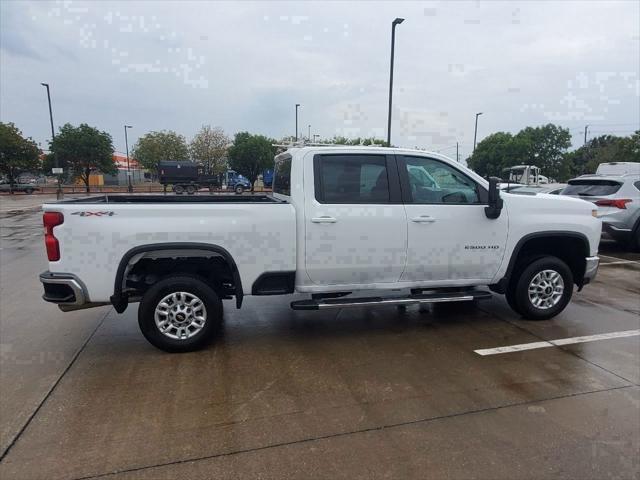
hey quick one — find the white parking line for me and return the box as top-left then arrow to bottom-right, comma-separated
475,329 -> 640,356
600,260 -> 639,266
599,254 -> 640,264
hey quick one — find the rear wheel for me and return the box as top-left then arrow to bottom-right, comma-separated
514,256 -> 573,321
174,184 -> 185,195
186,185 -> 197,195
138,275 -> 222,353
235,184 -> 244,194
25,188 -> 34,195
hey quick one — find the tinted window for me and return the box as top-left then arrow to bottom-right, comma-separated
317,155 -> 389,203
403,157 -> 480,204
562,180 -> 622,196
273,154 -> 291,196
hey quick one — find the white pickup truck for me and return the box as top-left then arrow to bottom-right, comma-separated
40,147 -> 601,352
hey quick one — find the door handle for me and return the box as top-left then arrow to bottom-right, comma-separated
311,216 -> 337,223
411,215 -> 436,223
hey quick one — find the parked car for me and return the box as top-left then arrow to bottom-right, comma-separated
595,162 -> 640,176
561,168 -> 640,251
0,180 -> 39,194
504,184 -> 567,196
40,146 -> 601,352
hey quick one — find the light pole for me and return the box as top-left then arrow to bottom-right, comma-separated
308,124 -> 311,142
124,125 -> 133,193
387,17 -> 404,147
584,125 -> 589,145
41,83 -> 63,199
295,103 -> 300,142
473,112 -> 483,152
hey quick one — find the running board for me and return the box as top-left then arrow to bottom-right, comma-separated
290,290 -> 492,311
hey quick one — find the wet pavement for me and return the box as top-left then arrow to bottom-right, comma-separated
0,201 -> 638,479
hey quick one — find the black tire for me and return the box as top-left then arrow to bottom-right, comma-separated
235,185 -> 244,194
174,185 -> 185,195
25,188 -> 34,195
138,275 -> 222,353
630,229 -> 640,253
514,256 -> 573,321
504,283 -> 522,315
186,185 -> 197,195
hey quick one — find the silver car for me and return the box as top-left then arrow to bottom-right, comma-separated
561,173 -> 640,251
503,183 -> 567,195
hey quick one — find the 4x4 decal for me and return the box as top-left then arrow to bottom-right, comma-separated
71,211 -> 115,217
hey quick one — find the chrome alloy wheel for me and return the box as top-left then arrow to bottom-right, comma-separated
154,291 -> 207,340
528,269 -> 564,310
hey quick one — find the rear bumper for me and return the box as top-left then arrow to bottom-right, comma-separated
39,271 -> 87,306
582,256 -> 600,286
602,222 -> 633,242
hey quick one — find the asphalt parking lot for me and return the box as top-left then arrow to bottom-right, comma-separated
0,196 -> 638,479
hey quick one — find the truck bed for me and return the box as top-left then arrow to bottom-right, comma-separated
43,195 -> 296,301
57,194 -> 282,204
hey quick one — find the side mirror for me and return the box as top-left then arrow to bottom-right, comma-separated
485,176 -> 504,219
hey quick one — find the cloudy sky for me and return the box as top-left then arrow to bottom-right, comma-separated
1,0 -> 638,158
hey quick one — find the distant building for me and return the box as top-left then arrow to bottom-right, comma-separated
103,153 -> 145,185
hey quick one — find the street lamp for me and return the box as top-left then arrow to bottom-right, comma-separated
387,17 -> 404,147
295,103 -> 300,142
124,125 -> 133,193
473,112 -> 483,152
41,83 -> 63,199
308,124 -> 311,142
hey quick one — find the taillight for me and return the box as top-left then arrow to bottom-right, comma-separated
43,212 -> 64,261
594,199 -> 632,209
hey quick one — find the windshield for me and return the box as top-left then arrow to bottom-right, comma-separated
562,179 -> 622,196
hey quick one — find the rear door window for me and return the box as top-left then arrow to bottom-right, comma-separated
562,180 -> 622,196
315,155 -> 390,203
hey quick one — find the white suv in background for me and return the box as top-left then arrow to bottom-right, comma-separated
562,163 -> 640,251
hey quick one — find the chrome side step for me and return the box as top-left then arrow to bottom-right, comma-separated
290,290 -> 491,311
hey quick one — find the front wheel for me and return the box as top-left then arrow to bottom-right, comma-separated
174,184 -> 185,195
186,185 -> 197,195
138,275 -> 222,352
514,256 -> 573,321
234,184 -> 244,194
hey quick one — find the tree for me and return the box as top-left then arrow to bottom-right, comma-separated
467,132 -> 521,177
0,122 -> 42,192
468,124 -> 572,181
189,125 -> 229,175
50,123 -> 115,193
131,130 -> 189,174
227,132 -> 276,192
618,130 -> 640,163
515,124 -> 571,181
564,131 -> 640,177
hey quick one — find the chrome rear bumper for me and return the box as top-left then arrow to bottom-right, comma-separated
583,256 -> 600,284
39,271 -> 87,306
